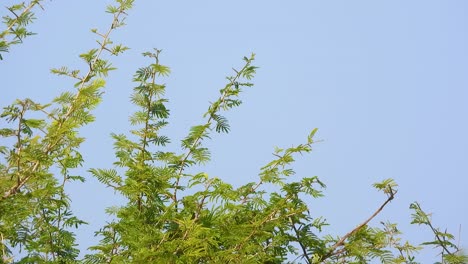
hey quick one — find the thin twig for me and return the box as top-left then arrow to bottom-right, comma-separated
427,219 -> 452,255
289,217 -> 311,264
321,187 -> 396,261
4,1 -> 37,33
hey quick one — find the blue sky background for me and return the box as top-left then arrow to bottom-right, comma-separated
1,0 -> 467,262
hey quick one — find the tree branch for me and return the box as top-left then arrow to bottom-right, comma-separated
1,6 -> 128,201
321,187 -> 396,261
172,58 -> 253,206
289,217 -> 311,264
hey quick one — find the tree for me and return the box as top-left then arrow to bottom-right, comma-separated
1,1 -> 466,263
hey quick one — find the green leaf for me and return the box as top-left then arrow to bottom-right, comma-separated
211,114 -> 230,133
152,64 -> 171,76
80,48 -> 99,63
23,118 -> 45,129
0,128 -> 16,137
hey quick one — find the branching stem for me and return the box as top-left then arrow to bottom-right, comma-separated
1,7 -> 127,201
321,187 -> 396,261
172,59 -> 253,206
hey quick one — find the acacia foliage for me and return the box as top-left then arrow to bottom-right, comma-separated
0,1 -> 467,263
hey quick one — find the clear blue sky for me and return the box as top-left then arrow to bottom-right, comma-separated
1,0 -> 467,262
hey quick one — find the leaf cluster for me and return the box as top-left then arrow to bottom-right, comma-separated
0,1 -> 46,60
1,1 -> 133,262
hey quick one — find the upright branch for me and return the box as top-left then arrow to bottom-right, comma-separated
239,128 -> 320,205
88,48 -> 172,219
130,48 -> 171,209
172,54 -> 257,204
13,101 -> 30,180
1,0 -> 133,200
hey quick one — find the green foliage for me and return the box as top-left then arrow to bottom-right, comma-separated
410,202 -> 468,264
1,1 -> 466,263
1,0 -> 133,262
0,1 -> 46,60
